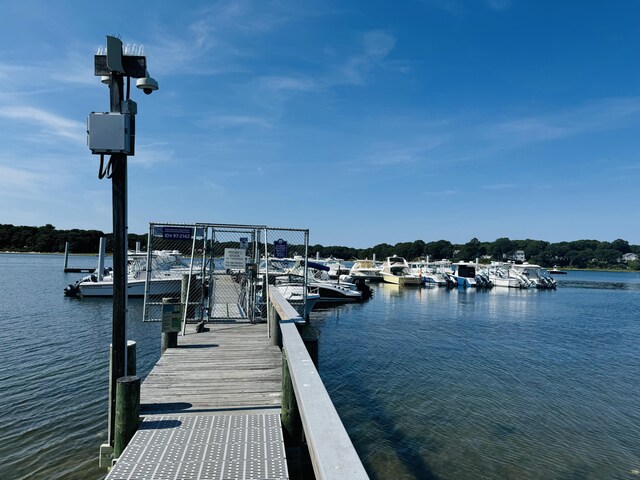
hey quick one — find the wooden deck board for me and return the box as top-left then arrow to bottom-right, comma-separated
141,322 -> 282,415
107,315 -> 288,479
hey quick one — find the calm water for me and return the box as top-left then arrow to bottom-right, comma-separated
1,254 -> 639,479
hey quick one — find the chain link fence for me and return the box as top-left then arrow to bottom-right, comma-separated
142,223 -> 309,331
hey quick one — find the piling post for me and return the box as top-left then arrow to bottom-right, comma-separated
113,375 -> 140,459
63,242 -> 69,269
97,237 -> 106,281
127,340 -> 136,376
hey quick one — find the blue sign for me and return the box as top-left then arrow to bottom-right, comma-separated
239,237 -> 249,249
154,226 -> 193,240
274,239 -> 287,258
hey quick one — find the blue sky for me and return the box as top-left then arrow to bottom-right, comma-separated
1,1 -> 639,248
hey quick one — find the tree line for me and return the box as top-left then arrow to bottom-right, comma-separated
1,224 -> 639,270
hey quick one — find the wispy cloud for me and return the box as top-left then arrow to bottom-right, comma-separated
129,144 -> 176,168
481,183 -> 518,190
485,0 -> 512,11
205,115 -> 272,129
257,29 -> 399,99
426,189 -> 457,196
483,97 -> 640,146
0,106 -> 85,144
422,0 -> 512,14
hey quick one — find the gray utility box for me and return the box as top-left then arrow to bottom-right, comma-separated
87,112 -> 133,154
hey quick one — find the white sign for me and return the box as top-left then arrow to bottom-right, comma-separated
224,248 -> 247,270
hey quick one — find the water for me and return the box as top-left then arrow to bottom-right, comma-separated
1,255 -> 639,479
309,272 -> 640,479
0,254 -> 160,480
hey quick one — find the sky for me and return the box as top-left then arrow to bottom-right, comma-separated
1,0 -> 639,248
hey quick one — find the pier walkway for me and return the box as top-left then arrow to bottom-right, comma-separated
106,321 -> 288,480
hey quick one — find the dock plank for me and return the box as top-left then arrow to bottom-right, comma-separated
107,319 -> 288,479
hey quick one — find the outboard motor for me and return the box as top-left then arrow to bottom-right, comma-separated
64,281 -> 82,297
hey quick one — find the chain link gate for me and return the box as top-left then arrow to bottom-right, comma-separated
143,223 -> 310,332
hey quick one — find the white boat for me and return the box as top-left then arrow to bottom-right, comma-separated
284,261 -> 363,303
274,284 -> 321,319
482,263 -> 528,288
510,263 -> 557,289
64,250 -> 193,297
349,259 -> 383,282
409,261 -> 451,286
380,256 -> 421,285
323,258 -> 351,279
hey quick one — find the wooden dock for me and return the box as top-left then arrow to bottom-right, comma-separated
105,265 -> 369,480
106,321 -> 288,479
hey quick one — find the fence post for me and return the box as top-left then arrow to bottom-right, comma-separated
113,375 -> 140,459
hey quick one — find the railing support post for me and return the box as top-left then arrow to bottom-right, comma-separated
281,348 -> 302,446
270,304 -> 282,347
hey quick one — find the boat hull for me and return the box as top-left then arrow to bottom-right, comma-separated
77,277 -> 183,297
381,274 -> 421,285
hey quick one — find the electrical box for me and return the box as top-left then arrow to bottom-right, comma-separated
161,298 -> 182,333
87,112 -> 133,154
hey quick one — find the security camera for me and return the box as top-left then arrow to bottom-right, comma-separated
136,74 -> 158,95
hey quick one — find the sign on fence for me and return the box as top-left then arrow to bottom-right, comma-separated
154,226 -> 193,240
224,248 -> 247,269
274,239 -> 287,258
239,237 -> 248,249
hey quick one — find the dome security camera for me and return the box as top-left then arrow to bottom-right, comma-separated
136,74 -> 158,95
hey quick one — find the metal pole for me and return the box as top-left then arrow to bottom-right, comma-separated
108,72 -> 128,446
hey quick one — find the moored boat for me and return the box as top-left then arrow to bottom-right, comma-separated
380,256 -> 421,285
64,250 -> 192,297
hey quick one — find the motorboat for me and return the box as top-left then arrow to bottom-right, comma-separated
258,258 -> 362,305
409,261 -> 452,286
450,262 -> 492,288
482,263 -> 528,288
380,256 -> 421,285
548,266 -> 567,275
510,263 -> 557,289
323,258 -> 351,279
274,284 -> 321,319
64,250 -> 193,297
349,259 -> 383,282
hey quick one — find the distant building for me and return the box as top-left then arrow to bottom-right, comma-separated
621,253 -> 638,262
509,250 -> 526,262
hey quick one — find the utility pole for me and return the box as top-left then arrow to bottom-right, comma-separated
109,69 -> 128,448
88,35 -> 158,464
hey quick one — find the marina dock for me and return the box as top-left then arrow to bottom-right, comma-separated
106,321 -> 288,479
105,260 -> 369,479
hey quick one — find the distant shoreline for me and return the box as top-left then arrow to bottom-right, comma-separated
0,251 -> 102,256
0,251 -> 637,273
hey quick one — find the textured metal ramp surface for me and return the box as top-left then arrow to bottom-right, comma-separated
107,413 -> 288,480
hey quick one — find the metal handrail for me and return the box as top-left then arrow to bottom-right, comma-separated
268,286 -> 369,480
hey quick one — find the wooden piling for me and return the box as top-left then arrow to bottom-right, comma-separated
113,375 -> 140,459
64,242 -> 69,269
127,340 -> 136,376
